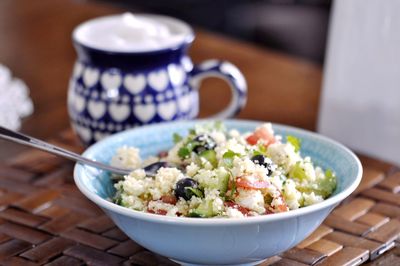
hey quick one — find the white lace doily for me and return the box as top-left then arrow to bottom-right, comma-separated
0,64 -> 34,130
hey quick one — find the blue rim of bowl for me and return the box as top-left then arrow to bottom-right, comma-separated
74,119 -> 363,226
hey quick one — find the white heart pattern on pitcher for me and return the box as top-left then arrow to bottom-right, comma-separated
157,101 -> 177,121
94,131 -> 110,141
220,62 -> 246,91
198,59 -> 219,70
134,103 -> 156,123
181,56 -> 193,72
88,100 -> 106,119
168,64 -> 186,86
73,62 -> 83,79
74,124 -> 92,143
178,93 -> 191,113
148,69 -> 169,92
101,71 -> 122,91
124,74 -> 146,94
83,67 -> 100,88
109,102 -> 130,122
74,94 -> 86,113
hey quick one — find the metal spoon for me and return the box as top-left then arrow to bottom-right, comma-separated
0,126 -> 175,177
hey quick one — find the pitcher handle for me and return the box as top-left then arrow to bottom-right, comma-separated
190,60 -> 247,119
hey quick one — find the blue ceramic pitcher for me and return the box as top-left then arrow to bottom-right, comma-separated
68,14 -> 247,145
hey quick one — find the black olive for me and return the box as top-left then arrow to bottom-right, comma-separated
174,178 -> 200,200
192,134 -> 216,154
144,162 -> 178,177
251,155 -> 274,175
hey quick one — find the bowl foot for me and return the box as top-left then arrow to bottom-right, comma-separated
170,258 -> 267,266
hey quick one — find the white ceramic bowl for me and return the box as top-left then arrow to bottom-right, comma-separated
74,120 -> 362,265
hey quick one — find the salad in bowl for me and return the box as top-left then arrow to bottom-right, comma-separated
74,120 -> 361,265
112,122 -> 336,218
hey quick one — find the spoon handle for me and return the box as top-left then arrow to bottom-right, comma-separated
0,126 -> 130,175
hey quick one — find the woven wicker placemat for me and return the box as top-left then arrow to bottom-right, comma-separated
0,129 -> 399,266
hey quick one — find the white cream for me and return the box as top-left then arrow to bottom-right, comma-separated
73,13 -> 193,52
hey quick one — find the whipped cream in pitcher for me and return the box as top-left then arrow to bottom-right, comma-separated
73,13 -> 192,52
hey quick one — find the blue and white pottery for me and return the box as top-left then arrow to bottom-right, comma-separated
68,14 -> 247,145
74,119 -> 363,266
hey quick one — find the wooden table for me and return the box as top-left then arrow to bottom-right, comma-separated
0,0 -> 399,265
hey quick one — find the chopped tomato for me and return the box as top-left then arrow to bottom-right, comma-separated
236,176 -> 272,190
274,196 -> 289,212
245,134 -> 259,146
264,207 -> 274,215
236,175 -> 289,213
265,196 -> 289,213
276,203 -> 289,212
245,127 -> 276,146
147,197 -> 176,215
161,195 -> 177,205
158,151 -> 168,158
147,209 -> 168,215
224,201 -> 251,216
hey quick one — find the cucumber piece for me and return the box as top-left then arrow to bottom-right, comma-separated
286,135 -> 301,152
199,150 -> 217,168
216,168 -> 230,197
289,162 -> 308,180
189,200 -> 215,218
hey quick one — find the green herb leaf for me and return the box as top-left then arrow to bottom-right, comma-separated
230,177 -> 237,198
173,133 -> 182,144
199,150 -> 218,168
316,168 -> 337,198
253,144 -> 267,156
187,211 -> 202,218
178,147 -> 190,159
189,129 -> 196,135
186,140 -> 200,151
186,187 -> 204,198
114,195 -> 122,205
287,135 -> 301,152
325,169 -> 335,179
113,188 -> 123,205
222,150 -> 240,168
258,144 -> 267,154
214,121 -> 225,131
252,150 -> 262,156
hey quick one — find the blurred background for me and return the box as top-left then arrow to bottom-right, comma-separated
0,0 -> 328,158
97,0 -> 332,63
1,0 -> 399,165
